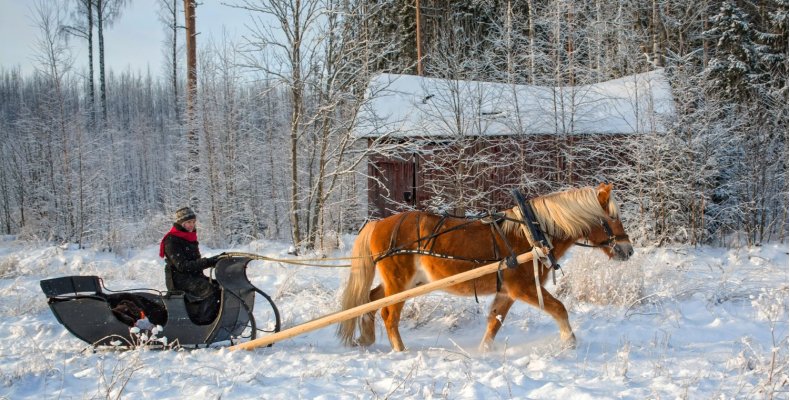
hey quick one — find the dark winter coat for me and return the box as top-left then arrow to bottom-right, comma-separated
161,224 -> 220,324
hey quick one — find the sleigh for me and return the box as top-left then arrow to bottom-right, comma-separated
40,257 -> 281,348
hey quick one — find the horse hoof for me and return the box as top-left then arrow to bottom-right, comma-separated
389,341 -> 406,352
478,340 -> 494,352
561,333 -> 577,349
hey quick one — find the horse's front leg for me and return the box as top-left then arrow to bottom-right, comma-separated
514,284 -> 576,346
480,291 -> 515,351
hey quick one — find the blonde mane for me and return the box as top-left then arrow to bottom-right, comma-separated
501,187 -> 619,240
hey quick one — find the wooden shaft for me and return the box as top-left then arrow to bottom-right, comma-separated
230,250 -> 539,351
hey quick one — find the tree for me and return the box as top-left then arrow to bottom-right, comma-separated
232,0 -> 322,251
183,0 -> 199,205
232,0 -> 400,250
63,0 -> 96,126
30,0 -> 81,242
158,0 -> 182,123
0,0 -> 785,249
702,1 -> 789,244
703,1 -> 759,101
94,0 -> 129,122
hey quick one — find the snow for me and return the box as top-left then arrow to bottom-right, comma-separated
353,70 -> 676,138
0,235 -> 787,399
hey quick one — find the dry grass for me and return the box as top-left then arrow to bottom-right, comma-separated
555,250 -> 645,306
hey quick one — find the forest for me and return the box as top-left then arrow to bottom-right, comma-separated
0,0 -> 786,252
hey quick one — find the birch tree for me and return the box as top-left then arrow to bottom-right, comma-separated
64,0 -> 96,126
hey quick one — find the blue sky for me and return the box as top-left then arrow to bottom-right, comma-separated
0,0 -> 252,77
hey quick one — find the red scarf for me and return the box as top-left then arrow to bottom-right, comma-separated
159,226 -> 198,258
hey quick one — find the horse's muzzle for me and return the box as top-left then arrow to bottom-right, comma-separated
613,242 -> 634,261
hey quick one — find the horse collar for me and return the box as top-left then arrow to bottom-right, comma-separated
511,189 -> 561,270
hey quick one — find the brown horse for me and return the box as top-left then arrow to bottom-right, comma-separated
337,183 -> 633,351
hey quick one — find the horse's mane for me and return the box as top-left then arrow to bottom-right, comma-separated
501,187 -> 619,240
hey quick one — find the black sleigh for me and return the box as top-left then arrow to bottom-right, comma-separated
40,257 -> 281,348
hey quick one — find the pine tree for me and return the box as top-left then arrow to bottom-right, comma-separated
703,1 -> 759,101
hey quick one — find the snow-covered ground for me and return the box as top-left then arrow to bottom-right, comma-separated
0,234 -> 787,399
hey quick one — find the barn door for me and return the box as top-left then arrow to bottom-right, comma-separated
368,156 -> 417,218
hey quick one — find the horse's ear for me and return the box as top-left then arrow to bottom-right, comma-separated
597,183 -> 612,208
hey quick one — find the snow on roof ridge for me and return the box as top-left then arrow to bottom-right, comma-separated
354,69 -> 675,138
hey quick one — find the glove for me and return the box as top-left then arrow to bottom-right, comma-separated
203,254 -> 221,268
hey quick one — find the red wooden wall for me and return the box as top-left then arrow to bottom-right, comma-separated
367,135 -> 632,218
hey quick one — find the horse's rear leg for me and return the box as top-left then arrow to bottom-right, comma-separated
515,285 -> 576,346
480,292 -> 515,351
356,284 -> 386,347
381,300 -> 407,351
378,279 -> 408,351
368,282 -> 408,351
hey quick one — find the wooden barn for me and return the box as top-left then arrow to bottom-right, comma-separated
353,70 -> 675,218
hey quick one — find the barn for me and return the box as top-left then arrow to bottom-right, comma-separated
353,70 -> 675,218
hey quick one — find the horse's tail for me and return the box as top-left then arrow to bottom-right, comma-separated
337,220 -> 378,347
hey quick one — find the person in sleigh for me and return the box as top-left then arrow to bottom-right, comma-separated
160,207 -> 222,324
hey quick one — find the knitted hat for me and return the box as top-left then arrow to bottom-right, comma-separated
174,207 -> 197,224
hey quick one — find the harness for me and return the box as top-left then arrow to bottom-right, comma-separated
374,212 -> 515,266
371,191 -> 628,309
371,210 -> 523,302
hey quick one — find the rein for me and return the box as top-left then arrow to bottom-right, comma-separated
221,252 -> 353,268
217,212 -> 526,269
220,196 -> 628,271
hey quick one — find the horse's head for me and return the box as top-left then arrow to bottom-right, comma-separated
586,183 -> 633,261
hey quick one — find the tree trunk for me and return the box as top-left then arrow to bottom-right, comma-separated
289,89 -> 303,249
702,0 -> 709,67
184,0 -> 199,205
288,0 -> 304,250
527,0 -> 536,84
87,0 -> 95,126
309,111 -> 330,250
651,0 -> 663,67
0,159 -> 10,234
171,0 -> 180,122
415,0 -> 422,76
97,0 -> 108,122
264,92 -> 281,239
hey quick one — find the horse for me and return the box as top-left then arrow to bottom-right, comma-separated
337,183 -> 633,352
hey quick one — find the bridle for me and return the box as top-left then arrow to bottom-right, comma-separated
574,217 -> 630,249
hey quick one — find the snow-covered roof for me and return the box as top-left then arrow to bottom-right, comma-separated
353,69 -> 675,138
